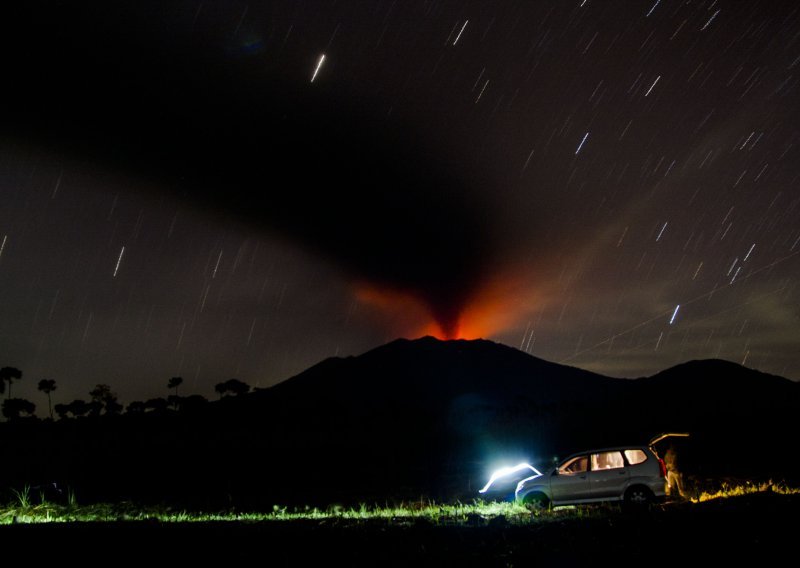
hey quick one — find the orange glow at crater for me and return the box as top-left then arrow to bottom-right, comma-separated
355,272 -> 534,341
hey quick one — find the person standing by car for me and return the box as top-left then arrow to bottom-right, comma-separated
665,445 -> 685,499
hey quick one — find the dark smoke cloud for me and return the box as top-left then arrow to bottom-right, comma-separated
1,2 -> 497,337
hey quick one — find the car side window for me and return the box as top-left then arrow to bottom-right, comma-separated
624,449 -> 647,465
560,456 -> 588,474
591,451 -> 625,470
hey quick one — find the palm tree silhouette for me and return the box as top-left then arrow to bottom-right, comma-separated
38,379 -> 57,420
167,377 -> 184,411
167,376 -> 183,397
0,367 -> 22,399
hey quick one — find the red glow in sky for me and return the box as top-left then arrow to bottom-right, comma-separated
356,273 -> 533,341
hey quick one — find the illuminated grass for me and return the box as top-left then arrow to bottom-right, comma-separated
0,497 -> 537,525
4,481 -> 795,525
692,481 -> 800,503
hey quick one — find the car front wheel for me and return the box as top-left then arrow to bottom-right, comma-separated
522,492 -> 550,513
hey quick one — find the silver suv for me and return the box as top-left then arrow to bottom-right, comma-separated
515,445 -> 667,509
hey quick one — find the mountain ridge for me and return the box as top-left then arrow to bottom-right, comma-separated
262,336 -> 797,406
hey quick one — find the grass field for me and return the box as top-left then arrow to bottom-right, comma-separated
2,480 -> 796,525
2,483 -> 796,565
2,480 -> 797,525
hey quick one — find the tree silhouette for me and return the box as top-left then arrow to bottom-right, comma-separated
214,382 -> 224,399
179,394 -> 208,412
89,384 -> 122,416
2,398 -> 36,421
144,397 -> 169,414
54,399 -> 91,419
167,376 -> 183,397
64,399 -> 92,419
214,378 -> 251,398
125,400 -> 146,414
0,367 -> 23,399
54,402 -> 69,420
167,377 -> 184,410
37,379 -> 57,420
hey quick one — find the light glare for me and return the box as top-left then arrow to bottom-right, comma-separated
479,462 -> 542,494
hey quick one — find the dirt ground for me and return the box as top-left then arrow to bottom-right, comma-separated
2,492 -> 795,566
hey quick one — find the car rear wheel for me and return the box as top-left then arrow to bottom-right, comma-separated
624,486 -> 653,508
522,493 -> 550,512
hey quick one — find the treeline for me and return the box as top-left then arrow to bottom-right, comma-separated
0,366 -> 252,422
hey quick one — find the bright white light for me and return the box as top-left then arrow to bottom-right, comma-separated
515,474 -> 544,499
479,463 -> 542,494
310,54 -> 326,83
669,304 -> 680,325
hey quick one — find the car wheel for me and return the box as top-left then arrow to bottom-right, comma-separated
522,493 -> 550,513
624,486 -> 653,508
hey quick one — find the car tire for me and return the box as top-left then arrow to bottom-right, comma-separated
624,486 -> 653,509
522,492 -> 550,513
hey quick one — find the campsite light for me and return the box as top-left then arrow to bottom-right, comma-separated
478,462 -> 543,494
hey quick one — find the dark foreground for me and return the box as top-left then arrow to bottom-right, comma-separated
3,493 -> 796,566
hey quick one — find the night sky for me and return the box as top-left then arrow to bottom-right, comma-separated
1,1 -> 798,408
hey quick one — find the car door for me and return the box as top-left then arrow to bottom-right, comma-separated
588,450 -> 629,499
550,455 -> 591,503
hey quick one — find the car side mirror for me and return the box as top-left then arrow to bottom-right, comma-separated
552,469 -> 559,477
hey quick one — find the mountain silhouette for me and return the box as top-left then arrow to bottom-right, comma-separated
1,337 -> 798,506
262,336 -> 624,424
